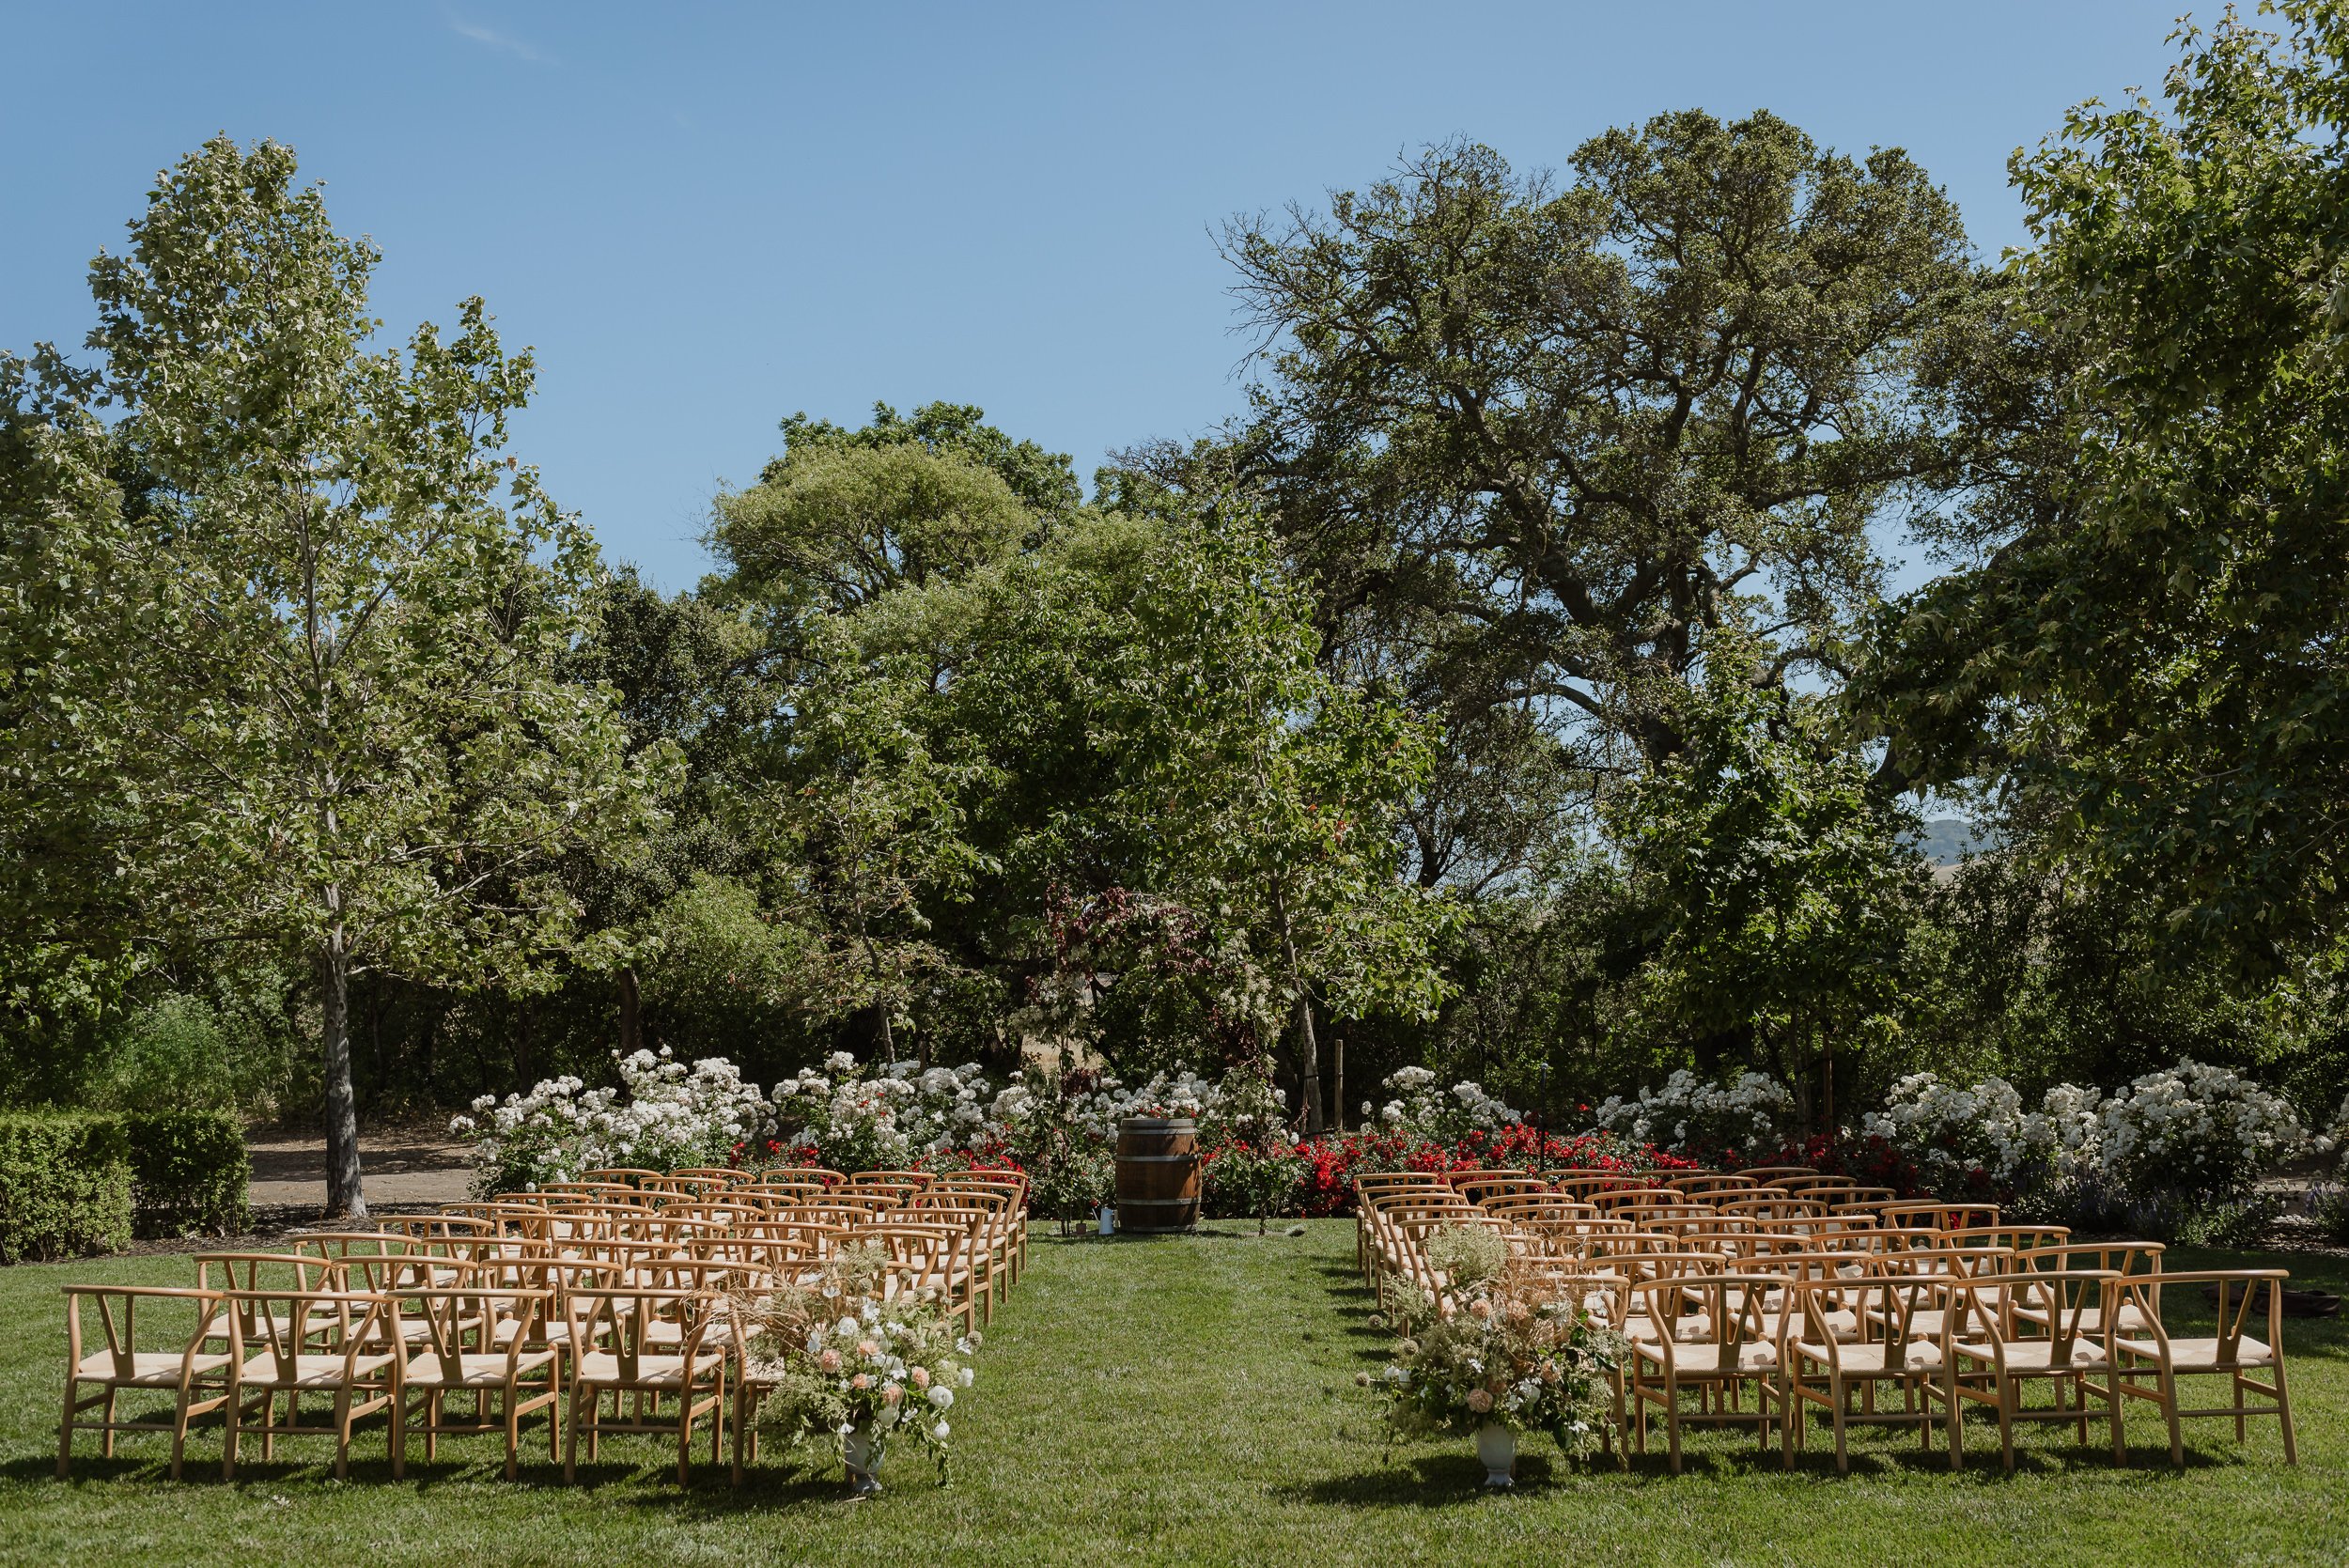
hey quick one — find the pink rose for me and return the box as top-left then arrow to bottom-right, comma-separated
1466,1389 -> 1495,1414
882,1384 -> 904,1405
851,1373 -> 870,1389
910,1367 -> 931,1389
1468,1299 -> 1492,1319
857,1340 -> 879,1358
818,1349 -> 841,1373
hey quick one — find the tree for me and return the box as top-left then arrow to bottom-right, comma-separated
1604,646 -> 1923,1125
0,137 -> 673,1214
1107,505 -> 1455,1129
1858,3 -> 2349,970
1211,122 -> 1987,789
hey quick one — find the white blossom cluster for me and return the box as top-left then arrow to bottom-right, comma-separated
449,1048 -> 772,1196
1589,1069 -> 1796,1157
770,1053 -> 1002,1168
1361,1065 -> 1523,1142
1862,1072 -> 2102,1188
2095,1059 -> 2312,1199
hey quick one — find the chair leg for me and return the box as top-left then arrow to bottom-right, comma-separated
170,1386 -> 193,1482
333,1387 -> 353,1482
1831,1377 -> 1849,1475
564,1383 -> 583,1483
506,1381 -> 523,1482
392,1390 -> 407,1480
2164,1369 -> 2184,1467
56,1375 -> 77,1480
731,1385 -> 749,1486
2273,1357 -> 2298,1465
711,1373 -> 726,1466
101,1386 -> 117,1458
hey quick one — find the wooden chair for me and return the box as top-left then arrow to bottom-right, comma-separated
2110,1269 -> 2297,1466
1933,1270 -> 2123,1472
848,1170 -> 935,1189
222,1289 -> 398,1480
931,1174 -> 1030,1281
866,1221 -> 980,1332
563,1289 -> 726,1483
1783,1269 -> 1951,1471
374,1214 -> 499,1239
392,1288 -> 561,1479
1880,1202 -> 2000,1234
1624,1274 -> 1789,1472
57,1286 -> 232,1480
672,1167 -> 753,1186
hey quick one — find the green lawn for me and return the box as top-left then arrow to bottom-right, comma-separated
0,1221 -> 2342,1566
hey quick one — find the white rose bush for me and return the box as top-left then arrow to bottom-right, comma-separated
448,1048 -> 772,1196
1589,1069 -> 1796,1158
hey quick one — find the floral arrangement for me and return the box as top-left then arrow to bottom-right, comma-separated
448,1048 -> 771,1195
2094,1059 -> 2310,1203
1589,1069 -> 1797,1157
1362,1224 -> 1620,1454
1361,1065 -> 1523,1143
732,1242 -> 979,1488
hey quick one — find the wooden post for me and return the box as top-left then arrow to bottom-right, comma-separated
1332,1036 -> 1345,1134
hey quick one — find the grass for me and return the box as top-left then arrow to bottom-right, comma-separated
0,1220 -> 2343,1566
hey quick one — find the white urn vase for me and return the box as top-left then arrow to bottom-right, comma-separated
842,1421 -> 885,1497
1473,1421 -> 1517,1487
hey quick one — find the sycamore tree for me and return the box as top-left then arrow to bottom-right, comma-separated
1109,505 -> 1455,1130
0,137 -> 673,1214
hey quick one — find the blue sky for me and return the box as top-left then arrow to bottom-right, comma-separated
4,2 -> 2186,590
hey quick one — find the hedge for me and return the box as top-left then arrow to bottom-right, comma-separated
0,1113 -> 133,1264
0,1109 -> 249,1262
123,1109 -> 250,1237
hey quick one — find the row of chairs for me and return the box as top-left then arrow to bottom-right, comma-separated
1357,1166 -> 2299,1473
56,1165 -> 1028,1485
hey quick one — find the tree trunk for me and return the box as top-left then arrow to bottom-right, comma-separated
617,966 -> 643,1056
1292,991 -> 1323,1136
1267,884 -> 1324,1137
317,937 -> 366,1219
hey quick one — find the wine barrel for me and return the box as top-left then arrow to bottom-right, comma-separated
1114,1116 -> 1200,1233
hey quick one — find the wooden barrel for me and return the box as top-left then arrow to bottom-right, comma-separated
1114,1117 -> 1200,1233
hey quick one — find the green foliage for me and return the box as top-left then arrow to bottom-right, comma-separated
634,873 -> 823,1059
0,135 -> 677,1209
121,1109 -> 249,1237
1221,122 -> 1987,776
0,1112 -> 132,1263
1602,647 -> 1923,1109
1860,3 -> 2349,972
770,400 -> 1082,518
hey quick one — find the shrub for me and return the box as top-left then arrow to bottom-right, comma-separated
2095,1059 -> 2308,1204
1360,1065 -> 1521,1143
1860,1074 -> 2104,1199
0,1113 -> 133,1263
451,1048 -> 773,1194
123,1109 -> 250,1236
1590,1069 -> 1797,1157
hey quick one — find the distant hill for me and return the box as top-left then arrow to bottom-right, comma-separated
1911,817 -> 1997,866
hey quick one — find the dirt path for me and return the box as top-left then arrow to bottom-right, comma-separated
246,1126 -> 474,1218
